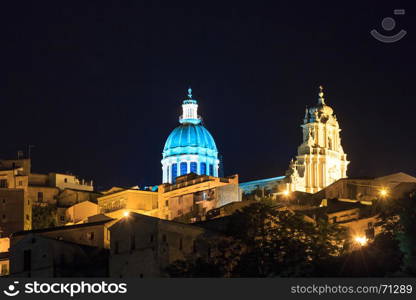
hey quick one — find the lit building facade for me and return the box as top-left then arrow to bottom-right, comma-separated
285,86 -> 349,193
162,88 -> 219,183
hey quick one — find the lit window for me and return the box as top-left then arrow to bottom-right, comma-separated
0,180 -> 8,188
190,162 -> 197,173
200,162 -> 206,175
180,162 -> 187,176
172,164 -> 177,183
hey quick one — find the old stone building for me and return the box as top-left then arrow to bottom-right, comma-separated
0,158 -> 99,236
109,212 -> 218,277
157,173 -> 241,222
9,234 -> 108,277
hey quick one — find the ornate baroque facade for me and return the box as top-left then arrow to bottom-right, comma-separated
285,87 -> 349,193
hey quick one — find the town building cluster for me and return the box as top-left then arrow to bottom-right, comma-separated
0,87 -> 414,277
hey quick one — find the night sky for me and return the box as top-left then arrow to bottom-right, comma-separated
0,1 -> 415,190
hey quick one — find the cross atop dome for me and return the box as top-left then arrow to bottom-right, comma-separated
318,85 -> 326,105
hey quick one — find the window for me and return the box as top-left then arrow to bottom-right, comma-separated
64,178 -> 68,183
2,214 -> 6,221
171,163 -> 177,183
180,162 -> 187,176
165,200 -> 169,207
60,216 -> 65,222
1,264 -> 8,275
26,214 -> 30,221
130,234 -> 136,251
0,180 -> 8,188
37,192 -> 43,202
200,162 -> 206,175
209,164 -> 214,176
190,162 -> 197,173
23,249 -> 31,271
162,234 -> 167,243
150,234 -> 154,242
87,232 -> 95,240
179,238 -> 183,250
2,199 -> 5,204
18,181 -> 23,186
193,240 -> 197,253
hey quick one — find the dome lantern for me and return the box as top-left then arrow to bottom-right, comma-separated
179,87 -> 201,125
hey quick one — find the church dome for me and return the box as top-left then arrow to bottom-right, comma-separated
161,88 -> 220,183
163,123 -> 218,158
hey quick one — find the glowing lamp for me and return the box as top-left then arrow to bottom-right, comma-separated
354,236 -> 368,246
379,188 -> 388,197
283,190 -> 290,197
123,211 -> 129,217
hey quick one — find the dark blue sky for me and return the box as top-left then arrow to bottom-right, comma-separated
0,0 -> 415,190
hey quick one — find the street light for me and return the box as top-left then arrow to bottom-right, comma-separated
123,211 -> 129,217
354,236 -> 368,246
379,188 -> 388,198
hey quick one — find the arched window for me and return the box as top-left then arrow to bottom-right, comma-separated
172,163 -> 177,183
200,162 -> 206,175
180,162 -> 187,175
209,164 -> 214,176
190,162 -> 197,173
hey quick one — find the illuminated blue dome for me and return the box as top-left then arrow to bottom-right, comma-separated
161,88 -> 220,183
163,124 -> 218,158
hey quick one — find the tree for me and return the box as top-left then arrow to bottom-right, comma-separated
32,204 -> 57,230
377,189 -> 416,275
167,200 -> 347,277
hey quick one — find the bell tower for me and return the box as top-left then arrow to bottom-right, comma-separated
286,86 -> 349,193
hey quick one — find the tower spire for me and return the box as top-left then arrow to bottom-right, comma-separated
187,87 -> 193,99
318,85 -> 326,105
